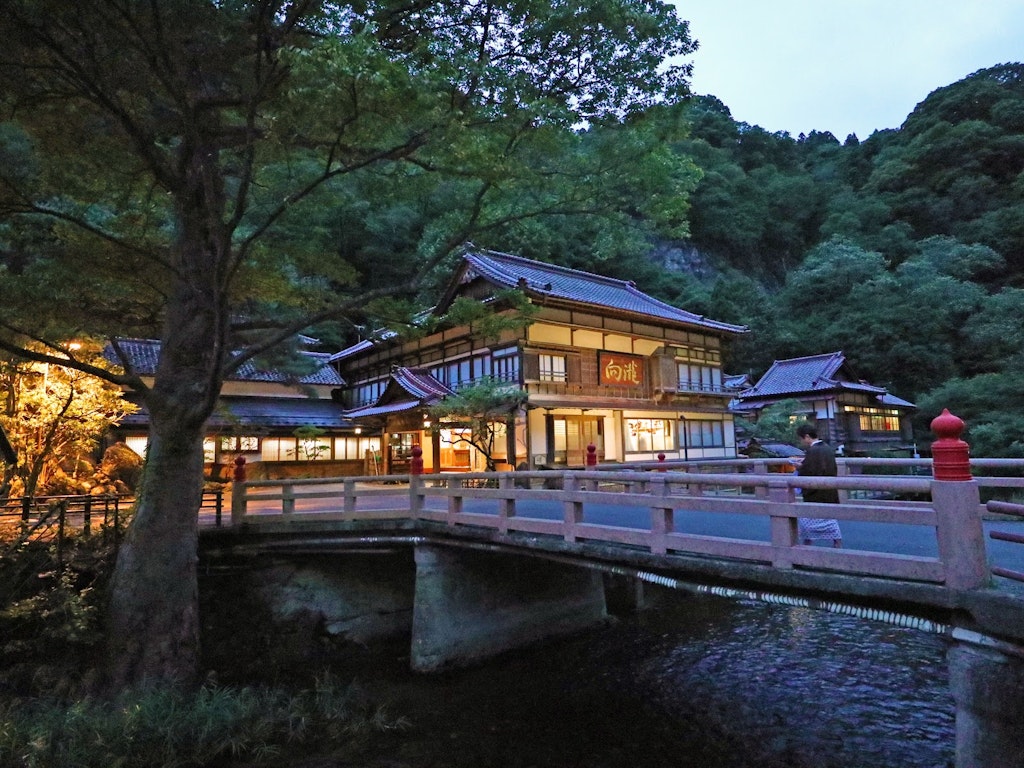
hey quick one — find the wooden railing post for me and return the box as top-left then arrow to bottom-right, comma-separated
447,477 -> 463,525
231,456 -> 248,526
213,489 -> 223,527
409,474 -> 423,519
498,474 -> 515,533
230,481 -> 247,526
836,461 -> 851,503
931,409 -> 988,590
563,474 -> 581,542
752,461 -> 769,498
344,478 -> 356,515
768,476 -> 799,569
281,482 -> 295,514
649,475 -> 673,555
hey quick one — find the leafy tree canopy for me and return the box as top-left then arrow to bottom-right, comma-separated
0,0 -> 700,688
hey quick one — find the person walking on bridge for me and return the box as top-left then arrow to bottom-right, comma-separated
793,423 -> 843,548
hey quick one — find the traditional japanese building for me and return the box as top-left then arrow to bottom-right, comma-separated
105,338 -> 380,479
731,351 -> 917,456
334,246 -> 749,473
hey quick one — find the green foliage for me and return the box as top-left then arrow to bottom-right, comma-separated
0,0 -> 704,684
0,344 -> 136,497
429,378 -> 528,471
0,677 -> 409,768
670,65 -> 1024,459
293,426 -> 329,462
915,366 -> 1024,457
0,536 -> 118,698
735,399 -> 807,444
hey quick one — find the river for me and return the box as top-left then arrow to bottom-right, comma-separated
343,586 -> 954,768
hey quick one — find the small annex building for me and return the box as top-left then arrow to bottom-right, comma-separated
732,351 -> 916,456
105,338 -> 380,479
334,246 -> 749,473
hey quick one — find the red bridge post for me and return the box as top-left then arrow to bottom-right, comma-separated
931,408 -> 971,481
929,408 -> 986,590
585,443 -> 597,467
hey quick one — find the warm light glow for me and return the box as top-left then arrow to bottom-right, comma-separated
354,426 -> 362,435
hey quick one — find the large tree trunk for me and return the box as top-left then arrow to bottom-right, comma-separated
105,231 -> 227,690
103,118 -> 233,689
105,412 -> 207,690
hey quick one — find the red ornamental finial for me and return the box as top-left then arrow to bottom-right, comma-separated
233,455 -> 247,482
931,408 -> 971,481
410,444 -> 424,475
931,408 -> 965,440
586,443 -> 597,467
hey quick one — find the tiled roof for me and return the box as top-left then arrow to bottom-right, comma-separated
106,338 -> 345,386
736,351 -> 916,409
118,395 -> 353,430
456,247 -> 748,334
328,339 -> 374,363
342,400 -> 422,419
723,373 -> 753,390
737,352 -> 872,398
391,367 -> 455,401
879,392 -> 916,409
344,367 -> 452,420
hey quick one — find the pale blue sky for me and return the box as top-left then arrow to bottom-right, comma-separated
672,1 -> 1024,139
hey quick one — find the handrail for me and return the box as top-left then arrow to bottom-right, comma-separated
986,499 -> 1024,583
225,465 -> 1001,591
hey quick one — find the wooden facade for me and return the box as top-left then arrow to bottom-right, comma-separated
106,338 -> 380,480
334,247 -> 749,473
732,351 -> 917,456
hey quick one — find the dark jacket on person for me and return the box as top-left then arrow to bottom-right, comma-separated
798,440 -> 840,504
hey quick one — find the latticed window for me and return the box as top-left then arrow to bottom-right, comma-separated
539,354 -> 567,382
492,347 -> 519,382
682,419 -> 725,448
847,406 -> 901,432
677,363 -> 722,392
624,418 -> 673,452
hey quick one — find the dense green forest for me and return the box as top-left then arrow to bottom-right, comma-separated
483,63 -> 1024,456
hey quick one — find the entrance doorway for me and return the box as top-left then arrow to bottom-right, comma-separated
388,431 -> 420,473
548,415 -> 603,466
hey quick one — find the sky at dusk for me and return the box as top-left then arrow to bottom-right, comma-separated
672,1 -> 1024,140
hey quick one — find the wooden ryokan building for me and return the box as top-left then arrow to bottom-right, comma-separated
334,247 -> 749,473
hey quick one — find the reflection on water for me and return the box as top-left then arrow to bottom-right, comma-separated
366,587 -> 954,768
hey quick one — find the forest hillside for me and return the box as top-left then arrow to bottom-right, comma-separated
489,63 -> 1024,456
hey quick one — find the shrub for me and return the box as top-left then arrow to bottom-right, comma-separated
0,677 -> 409,768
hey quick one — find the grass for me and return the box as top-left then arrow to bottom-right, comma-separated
0,675 -> 411,768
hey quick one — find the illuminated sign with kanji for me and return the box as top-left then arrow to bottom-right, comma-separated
599,352 -> 644,386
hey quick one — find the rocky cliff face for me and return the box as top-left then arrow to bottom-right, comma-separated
648,241 -> 717,280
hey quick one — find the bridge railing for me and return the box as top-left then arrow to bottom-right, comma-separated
226,464 -> 997,591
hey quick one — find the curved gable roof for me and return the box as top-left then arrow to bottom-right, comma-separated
451,247 -> 747,335
737,351 -> 915,409
343,367 -> 453,420
106,338 -> 345,386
